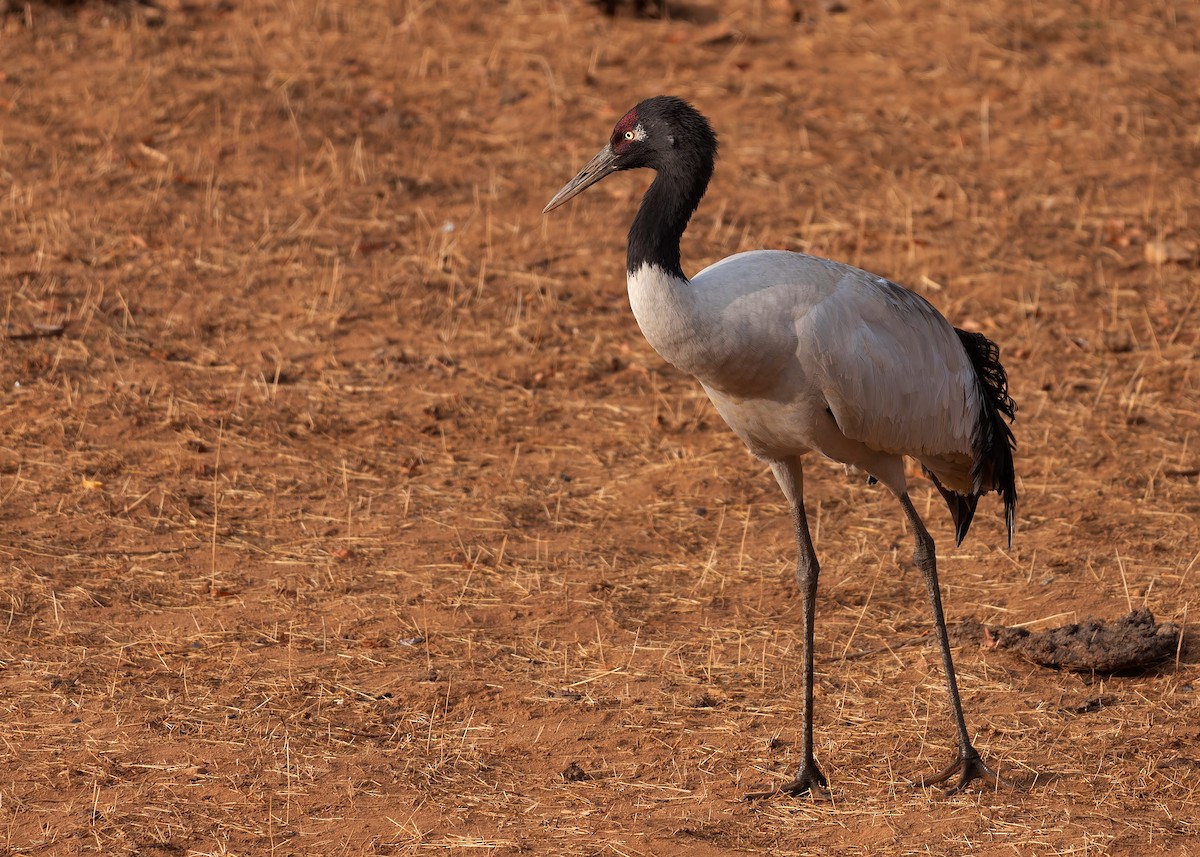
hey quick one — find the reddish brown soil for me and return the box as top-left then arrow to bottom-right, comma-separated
2,0 -> 1198,853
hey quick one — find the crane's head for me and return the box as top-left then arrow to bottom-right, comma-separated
543,95 -> 718,214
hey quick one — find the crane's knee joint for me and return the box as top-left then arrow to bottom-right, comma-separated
794,557 -> 819,592
912,530 -> 935,571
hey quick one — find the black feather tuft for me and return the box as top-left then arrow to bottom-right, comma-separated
955,328 -> 1018,547
923,469 -> 980,546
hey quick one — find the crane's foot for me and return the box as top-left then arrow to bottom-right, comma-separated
916,746 -> 1017,796
745,761 -> 829,800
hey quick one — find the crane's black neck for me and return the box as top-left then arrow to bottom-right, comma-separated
626,160 -> 711,282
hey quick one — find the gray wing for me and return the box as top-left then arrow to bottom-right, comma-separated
798,269 -> 980,463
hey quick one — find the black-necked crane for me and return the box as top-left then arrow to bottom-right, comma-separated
543,96 -> 1018,797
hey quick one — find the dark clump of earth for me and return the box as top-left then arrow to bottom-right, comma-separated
959,609 -> 1181,674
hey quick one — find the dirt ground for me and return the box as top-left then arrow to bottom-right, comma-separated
1,0 -> 1198,853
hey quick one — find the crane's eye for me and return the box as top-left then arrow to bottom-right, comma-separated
623,130 -> 635,141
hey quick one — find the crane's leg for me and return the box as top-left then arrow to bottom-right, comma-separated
899,493 -> 1014,795
746,458 -> 828,799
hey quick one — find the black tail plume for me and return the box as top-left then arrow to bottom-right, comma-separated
955,328 -> 1018,547
925,470 -> 980,547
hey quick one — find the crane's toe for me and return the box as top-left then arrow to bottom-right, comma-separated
745,762 -> 830,801
915,747 -> 1017,795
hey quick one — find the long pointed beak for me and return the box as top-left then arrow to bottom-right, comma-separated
543,143 -> 619,214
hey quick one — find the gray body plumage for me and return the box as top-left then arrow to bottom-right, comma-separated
628,250 -> 980,498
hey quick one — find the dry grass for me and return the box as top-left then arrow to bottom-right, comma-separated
1,0 -> 1199,853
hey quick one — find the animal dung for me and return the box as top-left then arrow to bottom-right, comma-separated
978,608 -> 1181,674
